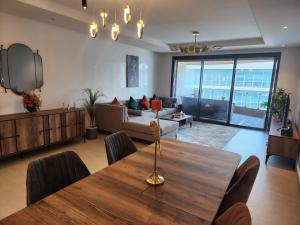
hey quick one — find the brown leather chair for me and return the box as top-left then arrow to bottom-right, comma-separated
105,131 -> 138,165
213,202 -> 251,225
26,151 -> 90,205
217,156 -> 260,216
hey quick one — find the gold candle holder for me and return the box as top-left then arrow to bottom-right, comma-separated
146,101 -> 165,186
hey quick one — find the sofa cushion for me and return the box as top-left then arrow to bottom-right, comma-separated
128,96 -> 138,109
142,108 -> 176,118
150,94 -> 158,107
160,97 -> 177,108
128,109 -> 143,116
112,97 -> 121,105
124,116 -> 178,136
142,110 -> 156,118
164,108 -> 177,115
140,96 -> 150,110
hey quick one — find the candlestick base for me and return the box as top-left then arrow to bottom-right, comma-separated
146,172 -> 165,186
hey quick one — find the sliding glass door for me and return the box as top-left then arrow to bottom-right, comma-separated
230,59 -> 275,129
172,53 -> 280,130
199,60 -> 234,122
175,61 -> 201,118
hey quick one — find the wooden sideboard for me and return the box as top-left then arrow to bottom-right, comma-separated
0,108 -> 85,159
266,119 -> 300,166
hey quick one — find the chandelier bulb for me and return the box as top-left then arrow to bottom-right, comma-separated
111,23 -> 120,41
124,4 -> 132,24
137,19 -> 145,39
100,10 -> 108,27
89,21 -> 98,38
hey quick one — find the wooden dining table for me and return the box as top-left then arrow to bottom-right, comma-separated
0,139 -> 241,225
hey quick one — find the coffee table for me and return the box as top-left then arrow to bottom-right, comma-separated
160,114 -> 193,128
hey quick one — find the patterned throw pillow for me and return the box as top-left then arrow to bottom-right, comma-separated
140,96 -> 150,110
160,97 -> 177,108
112,97 -> 121,105
128,96 -> 138,109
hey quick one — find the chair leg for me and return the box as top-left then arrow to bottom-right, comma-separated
265,155 -> 270,165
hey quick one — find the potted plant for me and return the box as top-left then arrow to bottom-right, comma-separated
261,88 -> 289,121
82,88 -> 105,140
22,90 -> 42,112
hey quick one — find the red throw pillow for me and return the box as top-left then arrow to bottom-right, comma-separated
141,96 -> 150,110
112,97 -> 121,105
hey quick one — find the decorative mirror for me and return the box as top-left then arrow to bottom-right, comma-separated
0,43 -> 43,94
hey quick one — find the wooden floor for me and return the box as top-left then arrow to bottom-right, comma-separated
224,129 -> 300,225
0,129 -> 299,225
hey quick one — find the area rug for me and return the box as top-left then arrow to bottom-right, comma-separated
176,121 -> 240,149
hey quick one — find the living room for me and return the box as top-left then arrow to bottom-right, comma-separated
0,0 -> 300,225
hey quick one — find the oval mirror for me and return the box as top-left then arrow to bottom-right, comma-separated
7,43 -> 36,94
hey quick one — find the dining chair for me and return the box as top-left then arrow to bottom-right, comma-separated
217,155 -> 260,216
105,131 -> 138,165
26,151 -> 90,205
213,202 -> 251,225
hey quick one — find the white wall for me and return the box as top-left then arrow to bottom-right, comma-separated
0,12 -> 156,115
155,47 -> 300,118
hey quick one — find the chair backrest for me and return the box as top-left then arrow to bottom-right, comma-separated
218,155 -> 260,215
26,151 -> 90,205
105,131 -> 138,165
213,203 -> 251,225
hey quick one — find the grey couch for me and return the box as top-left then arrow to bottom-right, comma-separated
95,103 -> 179,142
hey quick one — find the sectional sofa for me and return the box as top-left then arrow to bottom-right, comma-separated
95,97 -> 179,142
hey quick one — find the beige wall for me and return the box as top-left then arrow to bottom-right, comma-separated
155,47 -> 300,119
0,12 -> 156,115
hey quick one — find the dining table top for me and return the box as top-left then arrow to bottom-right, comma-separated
0,139 -> 241,225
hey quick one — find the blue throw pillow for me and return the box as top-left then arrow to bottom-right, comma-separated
128,96 -> 138,109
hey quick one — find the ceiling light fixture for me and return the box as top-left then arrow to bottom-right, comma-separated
85,1 -> 145,41
124,4 -> 132,24
82,0 -> 87,10
137,9 -> 145,39
283,25 -> 288,29
170,31 -> 223,54
111,10 -> 120,41
89,21 -> 98,38
100,10 -> 108,27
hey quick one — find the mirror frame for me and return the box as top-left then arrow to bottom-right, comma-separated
0,43 -> 43,95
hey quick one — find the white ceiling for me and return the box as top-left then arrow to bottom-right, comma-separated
0,0 -> 299,52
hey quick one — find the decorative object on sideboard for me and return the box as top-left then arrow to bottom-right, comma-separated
83,1 -> 145,40
126,55 -> 139,88
261,88 -> 289,122
0,43 -> 43,94
82,88 -> 105,140
22,90 -> 42,112
146,100 -> 165,186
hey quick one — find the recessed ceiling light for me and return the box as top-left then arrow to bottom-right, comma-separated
82,0 -> 87,10
283,26 -> 288,29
